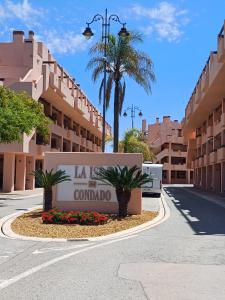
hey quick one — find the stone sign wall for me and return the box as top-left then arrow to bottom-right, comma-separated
57,165 -> 117,203
44,152 -> 143,214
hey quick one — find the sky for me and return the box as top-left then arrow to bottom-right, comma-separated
0,0 -> 225,142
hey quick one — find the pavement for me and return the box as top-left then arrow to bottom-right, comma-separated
0,188 -> 43,219
0,188 -> 43,200
0,185 -> 224,299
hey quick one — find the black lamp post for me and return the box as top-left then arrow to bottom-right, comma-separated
82,9 -> 129,152
123,104 -> 143,129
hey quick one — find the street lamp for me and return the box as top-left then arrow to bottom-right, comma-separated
82,9 -> 129,152
123,104 -> 143,129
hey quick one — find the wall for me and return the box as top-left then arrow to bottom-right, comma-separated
44,152 -> 143,214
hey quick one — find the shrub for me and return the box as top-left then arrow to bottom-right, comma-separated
42,210 -> 109,226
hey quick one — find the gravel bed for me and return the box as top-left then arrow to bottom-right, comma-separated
11,210 -> 158,238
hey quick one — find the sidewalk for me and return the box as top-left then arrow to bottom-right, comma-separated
183,186 -> 225,209
0,188 -> 43,200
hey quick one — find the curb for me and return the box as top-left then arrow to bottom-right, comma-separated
1,194 -> 170,243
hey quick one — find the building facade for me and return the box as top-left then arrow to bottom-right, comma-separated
183,21 -> 225,195
142,116 -> 193,184
0,31 -> 111,192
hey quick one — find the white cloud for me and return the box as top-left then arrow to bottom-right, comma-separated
130,2 -> 189,42
0,1 -> 89,55
41,30 -> 89,54
0,0 -> 45,26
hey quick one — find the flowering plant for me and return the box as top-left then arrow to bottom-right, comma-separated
42,210 -> 108,225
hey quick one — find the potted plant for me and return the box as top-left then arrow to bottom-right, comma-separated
94,165 -> 152,218
32,169 -> 71,211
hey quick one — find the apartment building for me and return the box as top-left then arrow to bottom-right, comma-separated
142,116 -> 193,184
183,21 -> 225,195
0,31 -> 111,192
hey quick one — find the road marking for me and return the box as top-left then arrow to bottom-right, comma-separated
0,235 -> 137,291
32,243 -> 93,254
0,256 -> 9,259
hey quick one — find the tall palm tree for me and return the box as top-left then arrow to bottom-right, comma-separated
87,33 -> 155,152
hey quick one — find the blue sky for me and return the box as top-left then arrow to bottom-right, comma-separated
0,0 -> 225,140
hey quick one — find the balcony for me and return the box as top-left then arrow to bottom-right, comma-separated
214,119 -> 222,136
162,163 -> 170,170
195,83 -> 202,104
217,147 -> 225,161
199,157 -> 204,167
86,140 -> 93,150
209,150 -> 217,164
221,113 -> 225,127
49,72 -> 60,90
208,51 -> 221,86
72,133 -> 81,145
170,164 -> 187,171
196,136 -> 202,147
185,100 -> 193,119
91,144 -> 98,152
201,133 -> 207,144
156,148 -> 169,161
170,136 -> 184,144
207,126 -> 213,138
194,159 -> 199,168
204,154 -> 209,165
171,150 -> 187,157
74,98 -> 84,113
201,64 -> 209,93
217,32 -> 225,62
81,137 -> 87,147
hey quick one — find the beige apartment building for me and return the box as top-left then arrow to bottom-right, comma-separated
0,31 -> 111,192
183,21 -> 225,195
142,116 -> 193,184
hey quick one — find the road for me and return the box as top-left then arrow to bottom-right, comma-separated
0,186 -> 225,299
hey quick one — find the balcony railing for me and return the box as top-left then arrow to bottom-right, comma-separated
207,126 -> 213,138
217,22 -> 225,62
209,150 -> 217,164
217,147 -> 225,161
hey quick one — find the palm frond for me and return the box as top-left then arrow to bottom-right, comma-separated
94,165 -> 152,192
32,169 -> 71,189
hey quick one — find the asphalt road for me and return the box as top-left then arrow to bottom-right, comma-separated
0,186 -> 225,299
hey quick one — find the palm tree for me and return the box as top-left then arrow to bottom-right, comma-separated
32,169 -> 71,211
95,165 -> 152,217
87,33 -> 155,152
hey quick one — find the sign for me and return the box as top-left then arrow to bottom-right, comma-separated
56,165 -> 117,203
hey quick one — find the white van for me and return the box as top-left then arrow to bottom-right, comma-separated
142,162 -> 163,197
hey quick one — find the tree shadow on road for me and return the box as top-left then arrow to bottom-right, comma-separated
164,186 -> 225,235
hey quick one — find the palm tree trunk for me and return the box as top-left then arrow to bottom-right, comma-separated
116,189 -> 131,217
44,188 -> 52,212
113,79 -> 120,152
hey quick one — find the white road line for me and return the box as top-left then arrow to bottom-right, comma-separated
32,243 -> 93,254
0,235 -> 136,291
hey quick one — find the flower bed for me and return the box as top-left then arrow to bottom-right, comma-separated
42,210 -> 109,225
11,210 -> 158,238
